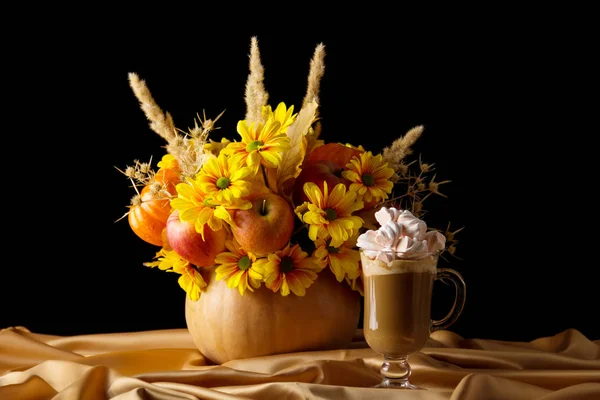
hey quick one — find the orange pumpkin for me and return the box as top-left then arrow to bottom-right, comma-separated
154,167 -> 181,195
128,166 -> 181,246
185,267 -> 361,364
307,142 -> 364,168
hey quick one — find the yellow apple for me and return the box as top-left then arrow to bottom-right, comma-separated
231,192 -> 295,256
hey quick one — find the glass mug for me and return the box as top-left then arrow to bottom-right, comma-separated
361,249 -> 466,389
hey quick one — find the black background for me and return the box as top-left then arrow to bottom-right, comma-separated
2,20 -> 597,342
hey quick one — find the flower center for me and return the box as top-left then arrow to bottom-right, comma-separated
246,140 -> 264,152
216,176 -> 230,189
237,255 -> 251,271
324,207 -> 337,221
327,245 -> 340,254
280,256 -> 295,273
362,173 -> 375,186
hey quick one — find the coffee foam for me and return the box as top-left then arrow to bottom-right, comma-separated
361,253 -> 437,277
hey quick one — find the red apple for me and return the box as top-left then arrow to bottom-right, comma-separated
231,192 -> 295,256
166,210 -> 226,267
292,160 -> 347,207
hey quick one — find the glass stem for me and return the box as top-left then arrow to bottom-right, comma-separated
381,356 -> 411,385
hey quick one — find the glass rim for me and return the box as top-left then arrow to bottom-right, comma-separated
358,248 -> 442,256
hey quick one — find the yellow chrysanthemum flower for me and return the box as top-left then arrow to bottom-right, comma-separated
342,151 -> 395,203
296,181 -> 364,248
203,137 -> 231,156
261,102 -> 297,134
215,240 -> 263,296
177,264 -> 207,301
313,237 -> 361,282
156,153 -> 179,169
170,179 -> 251,239
223,119 -> 291,174
144,248 -> 188,271
255,243 -> 320,296
196,153 -> 252,202
144,248 -> 207,301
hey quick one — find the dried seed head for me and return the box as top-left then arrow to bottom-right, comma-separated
138,162 -> 151,173
124,166 -> 136,177
130,194 -> 142,206
134,171 -> 145,181
202,119 -> 216,132
397,163 -> 409,176
428,176 -> 450,197
173,135 -> 185,147
412,201 -> 423,215
148,181 -> 163,196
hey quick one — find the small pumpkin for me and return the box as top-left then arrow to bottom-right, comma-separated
307,142 -> 364,169
128,166 -> 181,246
185,267 -> 361,364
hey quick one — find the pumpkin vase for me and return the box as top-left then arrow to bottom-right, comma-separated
185,267 -> 361,364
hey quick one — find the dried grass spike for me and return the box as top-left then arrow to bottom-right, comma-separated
244,37 -> 269,123
302,43 -> 326,109
128,72 -> 176,141
382,125 -> 424,172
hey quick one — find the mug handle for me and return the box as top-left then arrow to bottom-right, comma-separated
431,268 -> 466,332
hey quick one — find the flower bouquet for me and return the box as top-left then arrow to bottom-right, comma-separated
118,37 -> 458,363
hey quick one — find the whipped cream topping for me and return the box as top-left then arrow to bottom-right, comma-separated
357,207 -> 446,265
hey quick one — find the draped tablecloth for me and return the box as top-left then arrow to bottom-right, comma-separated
1,326 -> 599,399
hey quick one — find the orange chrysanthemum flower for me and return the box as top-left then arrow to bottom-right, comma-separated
342,151 -> 395,203
255,243 -> 320,296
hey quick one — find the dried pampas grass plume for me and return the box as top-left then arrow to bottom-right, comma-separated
382,125 -> 424,172
128,72 -> 176,142
128,72 -> 222,180
244,36 -> 269,123
302,43 -> 326,109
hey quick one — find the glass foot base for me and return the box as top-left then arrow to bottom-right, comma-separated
373,379 -> 423,389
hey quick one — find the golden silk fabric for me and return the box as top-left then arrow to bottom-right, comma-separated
1,327 -> 599,399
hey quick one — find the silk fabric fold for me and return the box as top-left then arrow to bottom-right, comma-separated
1,327 -> 599,399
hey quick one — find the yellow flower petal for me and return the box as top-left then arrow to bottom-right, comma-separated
280,279 -> 291,296
286,274 -> 306,296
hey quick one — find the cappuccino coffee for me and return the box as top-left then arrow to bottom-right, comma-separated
362,254 -> 436,357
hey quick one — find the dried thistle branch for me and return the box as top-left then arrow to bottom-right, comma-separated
165,110 -> 225,179
244,37 -> 269,123
128,72 -> 176,141
435,223 -> 464,261
380,154 -> 450,219
382,125 -> 424,173
302,43 -> 326,110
